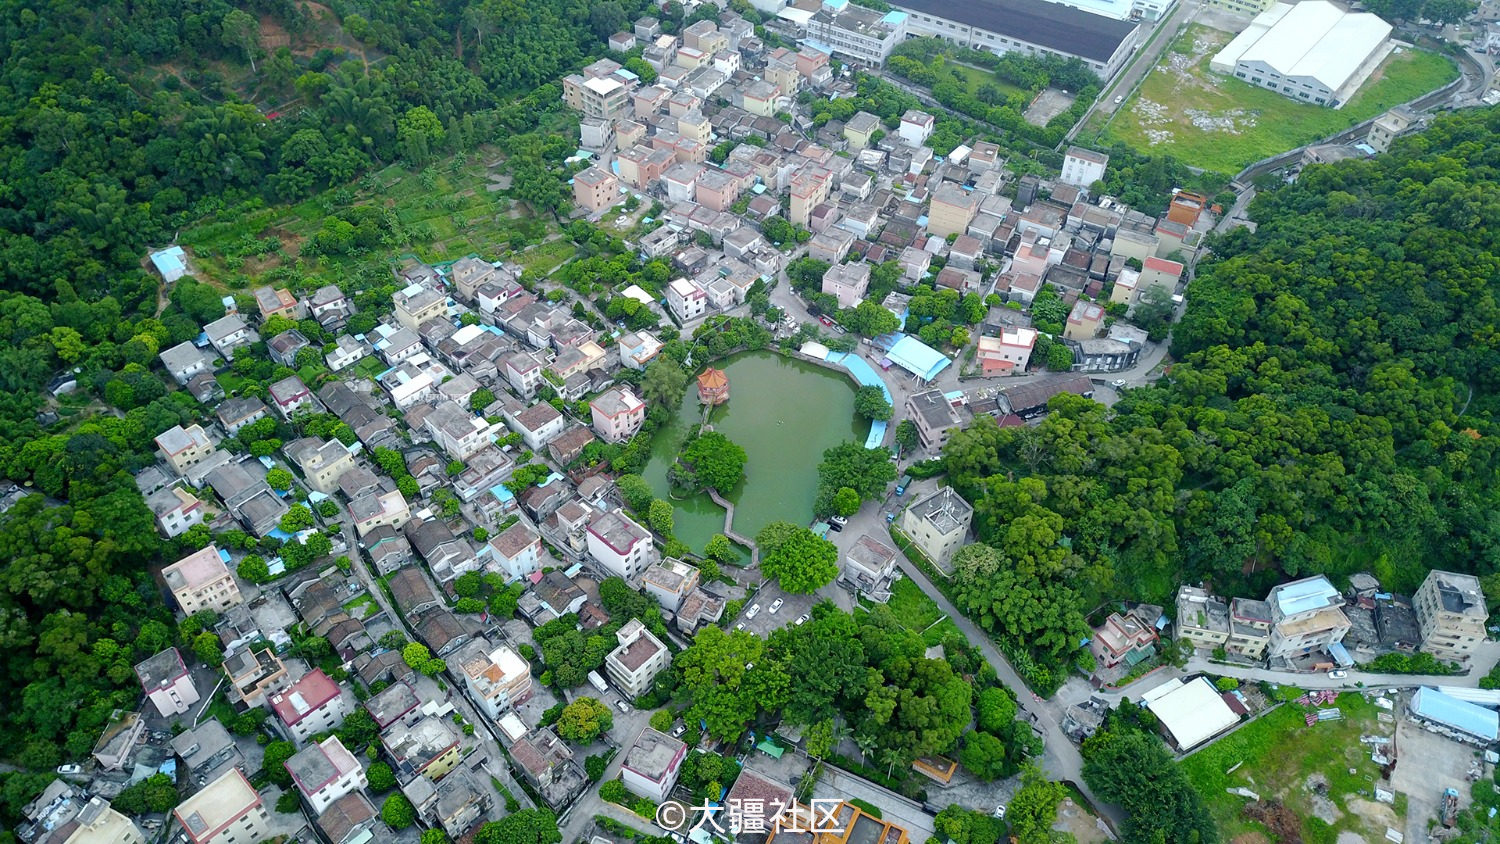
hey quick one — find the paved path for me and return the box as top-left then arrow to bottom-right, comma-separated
339,518 -> 536,819
558,723 -> 654,844
1181,645 -> 1500,692
892,552 -> 1124,825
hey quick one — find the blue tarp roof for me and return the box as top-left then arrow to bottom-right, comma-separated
1412,687 -> 1499,741
884,334 -> 952,382
881,9 -> 908,23
823,351 -> 892,449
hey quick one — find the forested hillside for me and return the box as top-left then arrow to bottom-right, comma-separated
944,107 -> 1500,689
0,0 -> 648,301
0,0 -> 659,779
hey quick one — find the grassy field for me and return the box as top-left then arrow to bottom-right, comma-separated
1181,693 -> 1404,844
180,146 -> 559,292
880,577 -> 965,646
1099,24 -> 1458,174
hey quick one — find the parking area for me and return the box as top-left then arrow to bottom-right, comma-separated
1392,717 -> 1486,841
731,586 -> 817,638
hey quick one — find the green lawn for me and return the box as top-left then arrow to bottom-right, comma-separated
351,355 -> 388,382
1100,25 -> 1457,174
343,594 -> 380,620
1181,693 -> 1403,844
944,60 -> 1025,99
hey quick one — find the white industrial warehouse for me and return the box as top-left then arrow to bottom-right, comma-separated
1210,0 -> 1394,108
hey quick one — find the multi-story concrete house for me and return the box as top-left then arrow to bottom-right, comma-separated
173,769 -> 269,844
590,387 -> 646,444
285,736 -> 366,815
270,669 -> 351,746
899,487 -> 972,570
156,424 -> 216,476
164,545 -> 242,615
586,509 -> 657,580
135,647 -> 201,718
1414,570 -> 1489,661
456,638 -> 535,719
605,619 -> 670,699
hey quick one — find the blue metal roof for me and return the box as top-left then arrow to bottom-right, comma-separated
1412,687 -> 1499,741
1273,576 -> 1340,616
150,246 -> 187,281
885,334 -> 952,382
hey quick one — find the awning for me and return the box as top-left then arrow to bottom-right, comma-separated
1329,641 -> 1353,666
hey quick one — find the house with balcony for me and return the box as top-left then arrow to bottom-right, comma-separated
1414,570 -> 1488,662
456,638 -> 534,719
1175,585 -> 1231,651
164,545 -> 242,615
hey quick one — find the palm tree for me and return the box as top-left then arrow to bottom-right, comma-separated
853,732 -> 878,763
880,748 -> 906,780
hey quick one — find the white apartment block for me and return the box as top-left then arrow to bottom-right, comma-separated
605,619 -> 670,699
586,509 -> 657,580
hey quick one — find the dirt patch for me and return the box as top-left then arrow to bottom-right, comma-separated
258,14 -> 291,51
1302,774 -> 1343,824
1231,833 -> 1272,844
1052,798 -> 1109,844
1346,798 -> 1398,830
1243,801 -> 1302,844
1023,88 -> 1075,127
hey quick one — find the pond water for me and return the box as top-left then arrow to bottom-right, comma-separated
640,351 -> 869,555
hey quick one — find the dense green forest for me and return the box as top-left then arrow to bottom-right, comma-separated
0,0 -> 665,780
943,106 -> 1500,689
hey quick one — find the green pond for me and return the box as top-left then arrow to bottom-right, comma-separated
641,351 -> 869,555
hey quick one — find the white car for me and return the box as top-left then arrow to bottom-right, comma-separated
734,622 -> 746,631
1328,669 -> 1348,680
795,614 -> 810,626
769,598 -> 784,614
746,603 -> 761,620
615,698 -> 631,713
1113,95 -> 1124,104
55,764 -> 83,776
